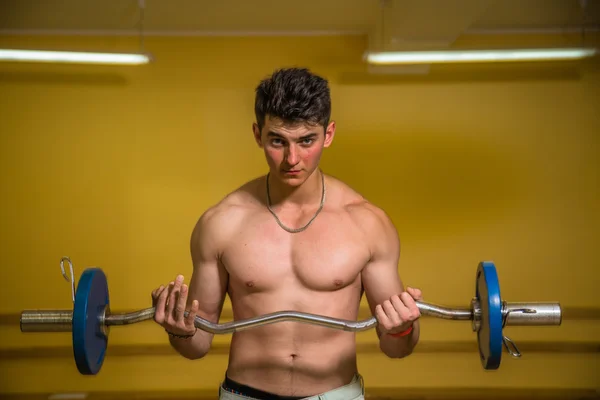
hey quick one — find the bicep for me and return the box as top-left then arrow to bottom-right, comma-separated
186,211 -> 229,323
360,208 -> 404,318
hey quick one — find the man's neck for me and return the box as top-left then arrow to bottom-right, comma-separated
266,169 -> 324,209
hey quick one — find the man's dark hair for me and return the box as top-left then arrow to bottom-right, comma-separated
254,67 -> 331,131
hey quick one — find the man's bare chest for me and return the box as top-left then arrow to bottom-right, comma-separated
221,212 -> 370,292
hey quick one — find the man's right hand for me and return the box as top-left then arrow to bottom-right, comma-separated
152,275 -> 199,338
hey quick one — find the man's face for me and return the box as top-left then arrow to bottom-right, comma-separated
253,115 -> 335,186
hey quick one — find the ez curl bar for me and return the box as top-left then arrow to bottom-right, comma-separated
20,258 -> 562,375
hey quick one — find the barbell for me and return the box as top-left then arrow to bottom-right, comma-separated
20,258 -> 562,376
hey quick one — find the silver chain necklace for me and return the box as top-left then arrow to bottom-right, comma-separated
266,171 -> 326,233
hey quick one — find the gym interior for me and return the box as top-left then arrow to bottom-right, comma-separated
0,1 -> 599,399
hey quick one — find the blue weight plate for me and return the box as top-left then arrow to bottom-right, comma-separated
476,261 -> 503,370
73,268 -> 110,375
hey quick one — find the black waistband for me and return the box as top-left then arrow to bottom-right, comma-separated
222,374 -> 305,400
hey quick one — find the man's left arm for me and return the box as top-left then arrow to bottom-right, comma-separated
360,205 -> 422,359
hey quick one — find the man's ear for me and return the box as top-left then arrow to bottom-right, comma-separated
252,123 -> 263,148
323,121 -> 336,148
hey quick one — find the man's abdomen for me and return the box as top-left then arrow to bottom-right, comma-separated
225,325 -> 359,397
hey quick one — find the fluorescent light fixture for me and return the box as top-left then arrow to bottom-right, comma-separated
0,49 -> 151,65
365,48 -> 598,65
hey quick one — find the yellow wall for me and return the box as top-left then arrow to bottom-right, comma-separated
0,34 -> 598,397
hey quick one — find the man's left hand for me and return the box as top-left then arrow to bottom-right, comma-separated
375,287 -> 423,335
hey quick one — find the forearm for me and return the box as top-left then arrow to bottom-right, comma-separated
379,320 -> 420,358
169,330 -> 214,359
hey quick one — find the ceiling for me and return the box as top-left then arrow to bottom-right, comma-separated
1,0 -> 598,33
0,0 -> 598,51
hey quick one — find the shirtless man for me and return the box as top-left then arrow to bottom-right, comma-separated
152,68 -> 423,399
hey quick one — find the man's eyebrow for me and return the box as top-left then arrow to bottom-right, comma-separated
266,132 -> 318,139
299,133 -> 318,139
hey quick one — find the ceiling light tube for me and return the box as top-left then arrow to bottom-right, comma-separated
365,48 -> 598,65
0,49 -> 151,65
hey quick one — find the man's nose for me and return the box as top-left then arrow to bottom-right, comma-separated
285,145 -> 299,165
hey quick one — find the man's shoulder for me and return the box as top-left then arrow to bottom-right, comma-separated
195,176 -> 264,230
346,199 -> 396,236
327,175 -> 397,239
326,175 -> 389,221
336,189 -> 400,258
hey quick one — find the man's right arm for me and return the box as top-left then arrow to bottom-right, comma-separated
168,206 -> 230,359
